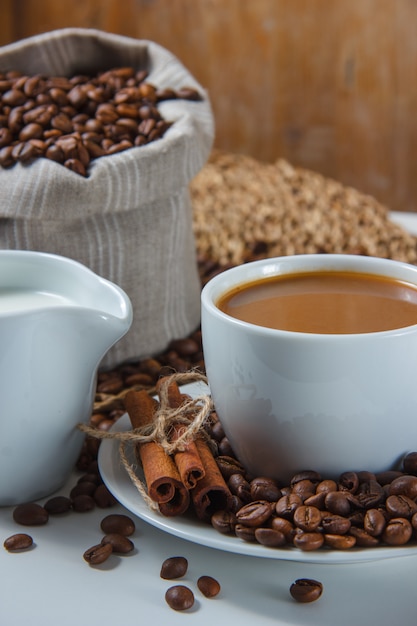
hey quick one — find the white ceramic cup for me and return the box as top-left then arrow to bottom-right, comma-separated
201,254 -> 417,483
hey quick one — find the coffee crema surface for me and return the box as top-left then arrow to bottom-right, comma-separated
216,270 -> 417,334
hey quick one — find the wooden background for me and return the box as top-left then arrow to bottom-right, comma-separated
1,0 -> 416,212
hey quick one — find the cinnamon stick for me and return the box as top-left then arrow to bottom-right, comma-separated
124,390 -> 190,515
157,377 -> 206,489
191,437 -> 233,521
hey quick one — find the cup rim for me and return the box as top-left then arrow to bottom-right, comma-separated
201,253 -> 417,339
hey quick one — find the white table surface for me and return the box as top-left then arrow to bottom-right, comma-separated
2,211 -> 417,626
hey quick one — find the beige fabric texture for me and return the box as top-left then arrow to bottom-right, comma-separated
0,28 -> 214,368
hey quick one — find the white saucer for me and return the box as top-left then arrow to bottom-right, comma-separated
98,381 -> 417,564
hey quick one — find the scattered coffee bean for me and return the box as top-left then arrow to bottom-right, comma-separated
83,542 -> 113,565
165,585 -> 195,611
13,503 -> 49,526
160,556 -> 188,579
93,484 -> 118,508
43,496 -> 72,515
197,575 -> 221,598
101,533 -> 134,554
3,533 -> 33,551
290,578 -> 323,603
71,494 -> 95,512
100,514 -> 135,536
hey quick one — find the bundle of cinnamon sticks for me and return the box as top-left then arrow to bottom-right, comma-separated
123,377 -> 232,520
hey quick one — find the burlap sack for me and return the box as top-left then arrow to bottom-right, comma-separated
0,28 -> 214,368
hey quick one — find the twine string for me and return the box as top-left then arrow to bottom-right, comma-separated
77,371 -> 213,507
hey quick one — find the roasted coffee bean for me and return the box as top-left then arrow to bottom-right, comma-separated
290,578 -> 323,603
316,479 -> 338,494
228,473 -> 252,503
323,533 -> 356,549
197,575 -> 221,598
160,556 -> 188,579
165,585 -> 195,611
101,533 -> 134,554
100,513 -> 135,536
293,505 -> 321,532
70,481 -> 97,498
324,491 -> 353,516
303,491 -> 327,509
250,476 -> 282,502
385,494 -> 417,519
320,513 -> 351,535
211,510 -> 236,534
254,527 -> 286,547
356,479 -> 385,508
338,471 -> 359,493
43,496 -> 72,514
349,527 -> 380,547
389,475 -> 417,500
218,437 -> 235,457
235,500 -> 272,527
271,517 -> 295,542
275,494 -> 303,519
216,455 -> 246,479
13,503 -> 49,526
292,479 -> 316,501
357,471 -> 377,483
83,542 -> 113,565
290,471 -> 321,486
293,531 -> 324,551
71,494 -> 95,512
234,523 -> 257,542
403,451 -> 417,475
381,517 -> 413,545
375,470 -> 404,485
93,484 -> 118,508
3,533 -> 33,551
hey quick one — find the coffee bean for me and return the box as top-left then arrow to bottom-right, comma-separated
13,503 -> 49,526
386,494 -> 417,518
83,542 -> 113,565
234,524 -> 257,542
290,578 -> 323,603
250,476 -> 282,502
4,533 -> 33,551
211,509 -> 236,534
215,455 -> 246,479
349,527 -> 380,547
293,531 -> 324,551
389,475 -> 417,500
338,471 -> 359,493
43,496 -> 72,515
100,514 -> 135,536
197,575 -> 221,598
403,451 -> 417,475
293,505 -> 322,532
381,517 -> 413,545
165,585 -> 195,611
101,533 -> 134,554
93,484 -> 118,508
363,509 -> 387,537
160,556 -> 188,579
235,500 -> 273,527
323,533 -> 356,549
71,494 -> 95,512
254,527 -> 286,547
321,513 -> 351,535
228,473 -> 252,503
